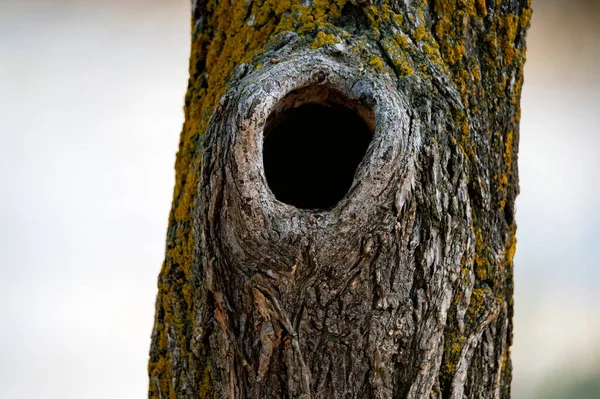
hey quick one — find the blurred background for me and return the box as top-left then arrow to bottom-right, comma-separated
0,0 -> 598,397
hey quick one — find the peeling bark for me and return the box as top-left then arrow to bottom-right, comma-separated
149,1 -> 530,398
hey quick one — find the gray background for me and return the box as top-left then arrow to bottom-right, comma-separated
1,0 -> 598,397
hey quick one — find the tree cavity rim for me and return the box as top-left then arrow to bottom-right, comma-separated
206,53 -> 415,234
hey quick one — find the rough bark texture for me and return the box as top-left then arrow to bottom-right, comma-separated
148,1 -> 530,398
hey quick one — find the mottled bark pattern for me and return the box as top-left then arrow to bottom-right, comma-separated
149,1 -> 530,398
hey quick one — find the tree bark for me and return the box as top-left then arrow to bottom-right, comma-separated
148,1 -> 531,398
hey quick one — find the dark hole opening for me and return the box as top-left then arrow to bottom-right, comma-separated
263,96 -> 373,210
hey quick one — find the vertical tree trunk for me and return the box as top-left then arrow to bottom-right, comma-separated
148,1 -> 530,398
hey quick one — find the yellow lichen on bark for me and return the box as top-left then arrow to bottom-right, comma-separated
149,0 -> 384,396
150,0 -> 531,396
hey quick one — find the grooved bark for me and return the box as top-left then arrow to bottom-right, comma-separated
149,1 -> 530,398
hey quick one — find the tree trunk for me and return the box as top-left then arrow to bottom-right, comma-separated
148,1 -> 530,398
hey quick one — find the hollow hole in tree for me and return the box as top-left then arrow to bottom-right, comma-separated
263,86 -> 374,210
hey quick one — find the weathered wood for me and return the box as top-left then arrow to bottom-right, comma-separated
149,1 -> 530,398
